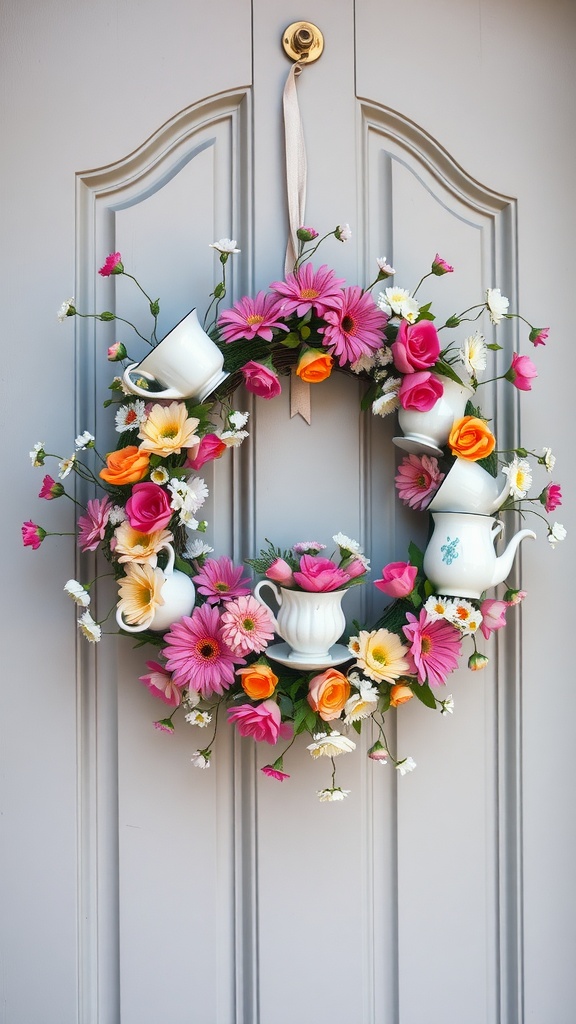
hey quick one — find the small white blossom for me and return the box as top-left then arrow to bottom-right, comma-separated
447,599 -> 483,635
75,430 -> 95,450
209,238 -> 240,254
57,298 -> 74,322
64,580 -> 91,607
376,257 -> 395,275
459,332 -> 487,377
541,447 -> 556,472
332,533 -> 362,555
486,287 -> 509,325
440,695 -> 455,715
307,732 -> 356,758
395,756 -> 417,776
317,788 -> 351,802
115,400 -> 147,433
108,505 -> 127,526
424,595 -> 457,621
350,352 -> 376,374
58,455 -> 76,479
377,286 -> 411,317
503,457 -> 532,499
343,684 -> 379,724
150,467 -> 170,485
185,710 -> 212,728
29,442 -> 46,466
185,538 -> 214,560
78,610 -> 101,643
182,689 -> 201,710
372,377 -> 401,417
220,429 -> 249,447
190,750 -> 211,768
399,297 -> 420,323
548,522 -> 567,547
336,223 -> 352,242
228,410 -> 249,429
168,476 -> 207,516
375,347 -> 394,367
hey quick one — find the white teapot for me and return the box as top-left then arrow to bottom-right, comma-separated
428,457 -> 512,515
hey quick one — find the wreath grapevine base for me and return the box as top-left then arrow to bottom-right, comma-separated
24,227 -> 563,800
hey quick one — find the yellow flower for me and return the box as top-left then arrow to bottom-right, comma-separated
348,628 -> 410,683
117,562 -> 165,626
138,401 -> 200,457
113,522 -> 173,564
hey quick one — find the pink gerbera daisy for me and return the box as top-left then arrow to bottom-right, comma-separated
395,454 -> 445,510
220,595 -> 276,655
218,291 -> 288,343
319,286 -> 388,366
161,603 -> 245,698
270,264 -> 345,318
77,496 -> 113,552
192,556 -> 252,604
403,609 -> 462,688
139,660 -> 183,706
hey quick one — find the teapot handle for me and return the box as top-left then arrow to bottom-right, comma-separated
491,519 -> 504,540
253,579 -> 281,631
122,364 -> 183,401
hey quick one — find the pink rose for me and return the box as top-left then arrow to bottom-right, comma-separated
241,361 -> 282,399
344,558 -> 367,579
399,371 -> 444,411
542,482 -> 562,513
125,482 -> 173,533
293,554 -> 351,592
227,699 -> 291,744
374,561 -> 418,598
479,599 -> 508,639
505,352 -> 537,391
265,558 -> 296,586
391,320 -> 441,374
186,433 -> 227,470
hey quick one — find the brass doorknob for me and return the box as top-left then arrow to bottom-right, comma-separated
282,21 -> 324,64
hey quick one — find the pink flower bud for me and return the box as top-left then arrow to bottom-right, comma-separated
374,561 -> 418,598
265,558 -> 295,587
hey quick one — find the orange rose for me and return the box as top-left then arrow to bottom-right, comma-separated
99,445 -> 150,485
389,682 -> 414,707
307,668 -> 350,721
296,347 -> 334,383
448,415 -> 495,462
237,663 -> 279,700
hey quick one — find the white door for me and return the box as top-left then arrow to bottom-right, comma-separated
3,2 -> 574,1022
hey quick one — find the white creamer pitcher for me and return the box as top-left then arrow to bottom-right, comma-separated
253,581 -> 347,662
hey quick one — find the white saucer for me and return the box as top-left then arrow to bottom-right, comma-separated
266,643 -> 353,672
392,435 -> 444,458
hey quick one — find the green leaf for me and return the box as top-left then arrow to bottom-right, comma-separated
408,541 -> 424,569
281,332 -> 302,349
433,359 -> 465,386
351,719 -> 362,735
174,556 -> 193,577
300,325 -> 311,341
487,342 -> 502,351
412,683 -> 437,710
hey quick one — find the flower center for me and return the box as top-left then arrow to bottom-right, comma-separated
161,428 -> 178,439
300,288 -> 319,299
197,638 -> 219,661
246,314 -> 264,326
421,636 -> 432,655
455,607 -> 469,621
242,617 -> 255,631
215,581 -> 230,592
125,409 -> 137,424
341,315 -> 355,334
371,646 -> 388,665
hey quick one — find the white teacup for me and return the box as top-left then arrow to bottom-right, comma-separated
116,544 -> 196,633
428,457 -> 512,515
253,581 -> 347,662
394,377 -> 473,457
122,308 -> 228,402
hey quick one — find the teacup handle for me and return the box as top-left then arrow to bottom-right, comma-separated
122,364 -> 184,401
116,544 -> 174,633
252,579 -> 281,631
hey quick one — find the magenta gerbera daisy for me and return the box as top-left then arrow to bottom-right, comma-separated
270,263 -> 346,318
220,595 -> 275,655
192,556 -> 252,604
77,496 -> 113,552
318,286 -> 388,366
402,609 -> 462,688
161,603 -> 245,697
218,291 -> 288,343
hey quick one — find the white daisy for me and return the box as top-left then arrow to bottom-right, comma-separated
376,257 -> 395,276
185,538 -> 214,560
424,595 -> 456,621
395,756 -> 417,776
548,522 -> 567,547
440,696 -> 455,715
333,533 -> 362,555
115,400 -> 146,433
502,457 -> 532,499
186,475 -> 210,508
228,410 -> 249,429
29,442 -> 46,467
377,286 -> 411,317
399,296 -> 420,323
74,430 -> 95,450
150,467 -> 169,485
209,238 -> 241,254
190,750 -> 211,768
58,454 -> 76,479
57,298 -> 75,322
185,710 -> 212,728
486,288 -> 509,325
78,610 -> 101,642
459,332 -> 487,377
307,732 -> 356,758
343,684 -> 379,724
317,788 -> 351,802
448,598 -> 483,635
541,447 -> 556,472
64,580 -> 90,607
179,510 -> 199,530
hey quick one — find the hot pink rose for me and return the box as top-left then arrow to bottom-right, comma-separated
265,558 -> 295,586
227,699 -> 291,744
186,433 -> 227,470
479,599 -> 508,639
505,352 -> 537,391
241,361 -> 282,399
293,554 -> 351,592
374,561 -> 418,598
391,320 -> 441,374
125,482 -> 173,533
542,482 -> 562,513
399,371 -> 444,411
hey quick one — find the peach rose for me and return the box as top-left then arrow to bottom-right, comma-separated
307,668 -> 350,721
389,682 -> 414,707
448,415 -> 495,462
99,445 -> 150,485
237,663 -> 279,700
296,347 -> 334,383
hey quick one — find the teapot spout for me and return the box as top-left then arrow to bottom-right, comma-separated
490,528 -> 536,588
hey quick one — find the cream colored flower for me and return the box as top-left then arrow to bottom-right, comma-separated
348,628 -> 410,684
503,457 -> 532,499
307,732 -> 356,758
138,402 -> 200,456
78,610 -> 101,642
486,288 -> 509,325
64,579 -> 90,607
116,562 -> 165,626
113,522 -> 173,564
459,332 -> 487,377
343,684 -> 379,724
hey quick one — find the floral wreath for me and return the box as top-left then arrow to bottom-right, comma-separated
24,225 -> 564,801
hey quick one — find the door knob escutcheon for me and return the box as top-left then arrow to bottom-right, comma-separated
282,22 -> 324,64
